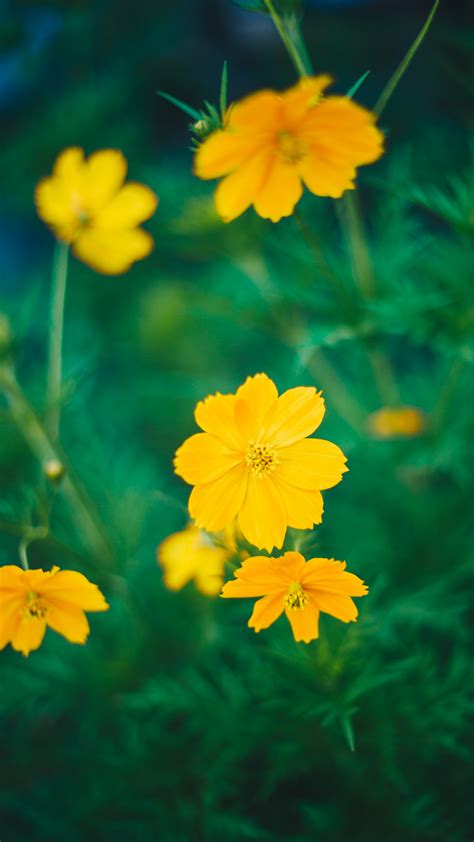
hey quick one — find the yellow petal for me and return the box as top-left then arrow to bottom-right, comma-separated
46,603 -> 90,643
40,570 -> 109,611
234,373 -> 278,441
194,548 -> 225,595
299,151 -> 357,198
226,90 -> 283,132
0,594 -> 23,649
11,617 -> 47,656
253,158 -> 303,222
282,75 -> 333,128
53,146 -> 85,180
248,592 -> 285,632
236,552 -> 303,586
189,464 -> 248,532
272,476 -> 323,529
174,432 -> 243,485
94,183 -> 158,229
157,525 -> 226,595
0,564 -> 27,591
194,392 -> 244,450
275,438 -> 348,490
34,177 -> 79,239
194,130 -> 260,179
308,590 -> 358,622
72,227 -> 153,274
300,558 -> 368,596
285,599 -> 319,643
262,386 -> 325,447
303,97 -> 384,165
238,475 -> 287,551
81,149 -> 127,214
214,149 -> 275,223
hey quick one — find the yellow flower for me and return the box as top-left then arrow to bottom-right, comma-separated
0,565 -> 109,657
221,551 -> 368,643
174,373 -> 348,552
368,406 -> 426,439
194,75 -> 384,223
35,147 -> 158,274
157,523 -> 231,596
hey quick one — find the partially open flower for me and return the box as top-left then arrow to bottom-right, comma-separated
194,75 -> 384,223
35,147 -> 158,274
368,406 -> 426,439
157,523 -> 233,596
0,565 -> 109,656
221,551 -> 368,643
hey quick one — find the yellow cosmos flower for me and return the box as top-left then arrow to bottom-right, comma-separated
35,147 -> 158,274
157,523 -> 232,596
368,406 -> 426,439
174,373 -> 348,552
221,551 -> 368,643
0,565 -> 109,657
194,75 -> 384,223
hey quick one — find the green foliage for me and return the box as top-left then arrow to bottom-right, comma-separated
0,1 -> 473,841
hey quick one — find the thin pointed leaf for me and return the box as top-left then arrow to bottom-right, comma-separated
157,91 -> 201,121
347,70 -> 370,100
220,61 -> 228,120
341,714 -> 356,752
374,0 -> 440,117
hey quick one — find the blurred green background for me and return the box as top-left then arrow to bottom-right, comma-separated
1,0 -> 473,840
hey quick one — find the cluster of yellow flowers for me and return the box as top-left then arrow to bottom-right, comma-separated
1,74 -> 384,655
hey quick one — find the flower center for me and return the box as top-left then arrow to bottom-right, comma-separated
245,442 -> 279,478
25,591 -> 49,620
277,131 -> 307,164
284,582 -> 308,610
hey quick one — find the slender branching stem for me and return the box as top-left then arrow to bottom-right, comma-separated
46,241 -> 69,440
263,0 -> 311,77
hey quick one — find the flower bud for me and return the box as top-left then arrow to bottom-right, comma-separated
44,458 -> 66,483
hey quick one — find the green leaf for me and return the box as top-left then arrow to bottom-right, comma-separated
347,70 -> 370,100
220,60 -> 228,120
157,91 -> 201,121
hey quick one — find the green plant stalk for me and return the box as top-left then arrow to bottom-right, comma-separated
300,347 -> 367,433
263,0 -> 311,77
0,362 -> 115,567
341,193 -> 376,300
293,210 -> 349,310
46,240 -> 69,440
374,0 -> 440,117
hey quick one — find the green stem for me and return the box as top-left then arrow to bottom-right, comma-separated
341,193 -> 376,300
293,210 -> 349,310
299,346 -> 367,433
263,0 -> 311,77
19,536 -> 30,570
0,362 -> 115,567
46,241 -> 69,440
374,0 -> 440,118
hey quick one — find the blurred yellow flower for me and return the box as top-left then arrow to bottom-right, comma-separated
0,565 -> 109,657
35,147 -> 158,274
368,406 -> 426,439
221,551 -> 368,643
194,75 -> 384,223
157,523 -> 231,596
174,373 -> 348,552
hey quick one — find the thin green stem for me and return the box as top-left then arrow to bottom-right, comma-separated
263,0 -> 311,77
19,536 -> 30,570
374,0 -> 440,118
341,193 -> 376,300
0,362 -> 115,567
46,241 -> 69,440
293,210 -> 349,310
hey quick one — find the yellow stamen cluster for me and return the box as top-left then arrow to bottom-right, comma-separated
277,131 -> 307,164
246,442 -> 279,478
25,592 -> 49,620
284,582 -> 309,610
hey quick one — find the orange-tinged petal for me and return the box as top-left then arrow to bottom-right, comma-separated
194,130 -> 260,179
194,393 -> 244,450
226,90 -> 283,133
263,386 -> 325,447
253,159 -> 303,222
272,476 -> 324,529
72,227 -> 153,274
231,552 -> 304,587
39,570 -> 109,611
94,183 -> 158,229
81,149 -> 127,214
234,373 -> 278,441
214,149 -> 275,223
0,564 -> 27,591
238,475 -> 287,551
307,590 -> 359,622
221,578 -> 283,598
281,75 -> 333,128
189,464 -> 248,532
46,603 -> 90,643
11,617 -> 47,657
248,592 -> 285,632
302,97 -> 384,166
0,594 -> 23,649
275,438 -> 348,490
285,599 -> 319,642
300,558 -> 368,596
174,432 -> 243,485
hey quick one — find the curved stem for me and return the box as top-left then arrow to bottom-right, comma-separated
263,0 -> 311,77
19,536 -> 30,570
46,241 -> 69,440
